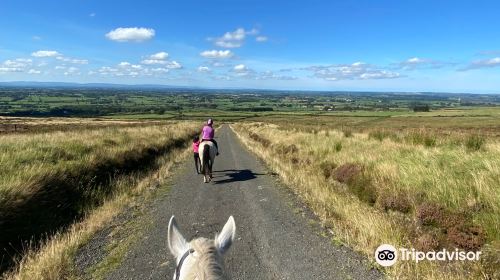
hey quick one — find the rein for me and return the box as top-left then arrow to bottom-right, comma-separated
175,249 -> 195,280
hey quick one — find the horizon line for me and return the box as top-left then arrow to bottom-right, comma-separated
0,80 -> 499,95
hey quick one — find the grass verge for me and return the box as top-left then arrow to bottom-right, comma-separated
232,122 -> 499,280
1,122 -> 198,278
3,135 -> 193,280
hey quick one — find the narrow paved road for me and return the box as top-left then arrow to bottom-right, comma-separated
105,125 -> 382,280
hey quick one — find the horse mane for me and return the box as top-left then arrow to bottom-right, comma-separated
189,238 -> 224,280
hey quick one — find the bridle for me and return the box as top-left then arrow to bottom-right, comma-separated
174,249 -> 195,280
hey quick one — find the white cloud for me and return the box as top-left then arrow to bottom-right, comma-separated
149,52 -> 168,60
256,70 -> 297,80
4,58 -> 32,68
209,28 -> 262,48
140,52 -> 180,68
359,71 -> 399,79
89,12 -> 96,17
113,62 -> 142,71
118,62 -> 131,67
98,66 -> 118,75
215,28 -> 246,48
64,66 -> 80,76
394,57 -> 450,70
99,66 -> 131,76
483,57 -> 500,65
105,27 -> 155,42
166,61 -> 182,69
28,69 -> 41,74
228,65 -> 296,80
231,64 -> 256,78
200,50 -> 234,59
31,51 -> 88,64
67,66 -> 79,73
96,59 -> 180,78
0,67 -> 23,73
460,57 -> 500,71
197,66 -> 211,73
206,61 -> 227,68
32,36 -> 42,41
212,63 -> 297,81
141,59 -> 164,65
407,57 -> 422,63
32,50 -> 61,57
141,59 -> 181,69
256,36 -> 268,42
0,58 -> 32,73
305,62 -> 401,81
233,64 -> 248,72
55,66 -> 66,70
151,68 -> 169,74
56,56 -> 88,64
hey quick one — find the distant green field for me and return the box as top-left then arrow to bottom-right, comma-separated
1,87 -> 499,118
1,87 -> 499,136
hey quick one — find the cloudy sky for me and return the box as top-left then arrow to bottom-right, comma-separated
1,0 -> 499,93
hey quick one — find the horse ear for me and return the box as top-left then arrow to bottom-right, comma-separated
215,216 -> 236,255
168,216 -> 188,258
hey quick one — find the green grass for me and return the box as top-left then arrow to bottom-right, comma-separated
465,134 -> 486,151
2,87 -> 499,118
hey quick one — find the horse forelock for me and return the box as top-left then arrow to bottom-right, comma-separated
187,238 -> 224,280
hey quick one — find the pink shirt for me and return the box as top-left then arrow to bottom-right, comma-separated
201,125 -> 214,140
192,141 -> 200,153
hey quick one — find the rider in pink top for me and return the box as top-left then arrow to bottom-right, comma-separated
202,123 -> 214,139
201,118 -> 219,155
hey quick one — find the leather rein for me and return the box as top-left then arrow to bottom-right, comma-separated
175,249 -> 195,280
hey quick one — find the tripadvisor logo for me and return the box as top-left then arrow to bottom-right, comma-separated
374,244 -> 481,267
375,244 -> 397,267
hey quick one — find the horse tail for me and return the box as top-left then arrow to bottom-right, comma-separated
202,144 -> 210,174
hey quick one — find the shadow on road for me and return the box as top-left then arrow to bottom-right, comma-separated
213,169 -> 264,184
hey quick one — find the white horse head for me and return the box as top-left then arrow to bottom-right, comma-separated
168,216 -> 236,280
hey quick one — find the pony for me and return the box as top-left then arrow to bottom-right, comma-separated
198,141 -> 217,183
167,216 -> 236,280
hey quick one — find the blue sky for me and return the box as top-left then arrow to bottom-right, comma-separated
1,0 -> 500,93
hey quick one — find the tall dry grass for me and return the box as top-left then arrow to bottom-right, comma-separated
232,122 -> 499,280
0,121 -> 199,279
0,122 -> 195,199
4,143 -> 192,280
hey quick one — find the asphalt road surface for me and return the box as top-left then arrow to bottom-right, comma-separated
102,125 -> 382,280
